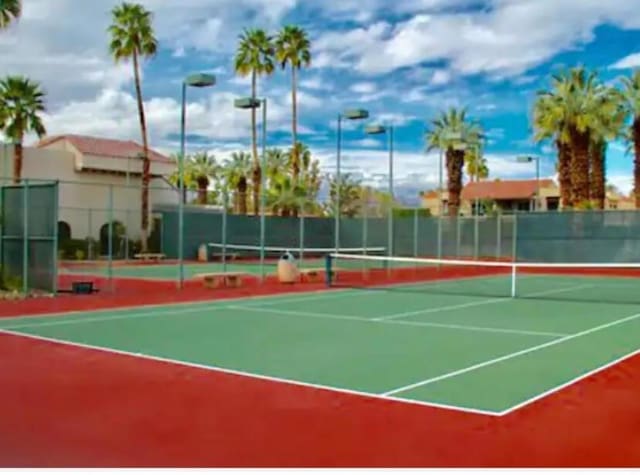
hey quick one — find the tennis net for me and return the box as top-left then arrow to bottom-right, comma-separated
207,243 -> 386,263
326,253 -> 640,305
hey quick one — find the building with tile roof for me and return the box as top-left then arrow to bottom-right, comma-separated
0,135 -> 177,248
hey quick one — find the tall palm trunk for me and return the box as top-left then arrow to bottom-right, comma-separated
590,140 -> 606,210
250,72 -> 260,216
634,119 -> 640,208
291,67 -> 299,181
197,178 -> 209,205
290,68 -> 300,219
557,140 -> 572,208
238,178 -> 248,215
12,141 -> 23,184
569,127 -> 591,207
133,51 -> 150,252
446,149 -> 464,217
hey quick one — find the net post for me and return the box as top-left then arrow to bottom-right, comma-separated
22,179 -> 29,295
325,253 -> 333,287
511,263 -> 517,298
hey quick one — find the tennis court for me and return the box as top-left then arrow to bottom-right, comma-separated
4,255 -> 640,415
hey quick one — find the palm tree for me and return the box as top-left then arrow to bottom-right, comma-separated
275,25 -> 311,181
190,152 -> 219,205
588,89 -> 626,209
265,147 -> 288,184
465,146 -> 489,183
108,2 -> 158,251
0,76 -> 46,183
0,0 -> 21,29
223,152 -> 252,214
326,173 -> 362,218
234,28 -> 274,216
168,153 -> 197,202
536,67 -> 611,208
534,82 -> 574,207
620,70 -> 640,208
268,175 -> 308,217
425,108 -> 483,216
298,143 -> 322,204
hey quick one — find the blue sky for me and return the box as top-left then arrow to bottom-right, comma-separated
3,0 -> 640,204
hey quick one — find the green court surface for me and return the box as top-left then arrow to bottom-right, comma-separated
59,259 -> 327,280
2,273 -> 640,415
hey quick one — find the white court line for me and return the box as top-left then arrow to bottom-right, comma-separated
229,306 -> 568,338
375,284 -> 594,322
0,328 -> 500,418
498,348 -> 640,416
383,310 -> 640,397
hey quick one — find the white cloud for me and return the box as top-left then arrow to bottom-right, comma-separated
610,52 -> 640,70
430,69 -> 452,86
314,0 -> 640,77
350,82 -> 378,94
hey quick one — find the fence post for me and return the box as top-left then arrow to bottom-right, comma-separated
222,192 -> 228,274
512,212 -> 518,262
107,185 -> 114,292
22,179 -> 29,294
496,213 -> 502,260
299,214 -> 305,269
53,181 -> 59,295
474,213 -> 480,260
413,208 -> 418,257
456,217 -> 462,258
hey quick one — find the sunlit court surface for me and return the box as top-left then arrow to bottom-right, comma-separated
2,254 -> 640,466
4,0 -> 640,469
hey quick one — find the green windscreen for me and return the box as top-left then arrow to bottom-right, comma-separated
1,181 -> 58,293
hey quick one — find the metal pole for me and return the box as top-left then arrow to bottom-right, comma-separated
22,179 -> 29,294
260,98 -> 267,282
178,81 -> 187,289
52,181 -> 59,295
474,143 -> 480,260
335,114 -> 342,252
222,192 -> 228,273
496,213 -> 502,260
512,212 -> 518,263
108,184 -> 114,292
437,148 -> 443,260
536,156 -> 541,211
388,126 -> 394,258
413,207 -> 418,258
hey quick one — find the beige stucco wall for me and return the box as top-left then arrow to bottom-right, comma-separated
0,145 -> 178,240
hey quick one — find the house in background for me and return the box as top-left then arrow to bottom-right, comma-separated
0,134 -> 177,247
421,179 -> 560,216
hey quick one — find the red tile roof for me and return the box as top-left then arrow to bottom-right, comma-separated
421,190 -> 440,199
461,179 -> 556,201
36,134 -> 172,163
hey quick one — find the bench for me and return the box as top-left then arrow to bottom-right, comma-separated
209,253 -> 240,262
299,268 -> 340,283
196,272 -> 250,289
134,253 -> 166,262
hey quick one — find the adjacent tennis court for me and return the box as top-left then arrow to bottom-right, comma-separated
4,258 -> 640,415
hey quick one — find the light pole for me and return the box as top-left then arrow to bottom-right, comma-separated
178,73 -> 216,288
517,155 -> 541,211
235,97 -> 268,281
335,109 -> 369,251
365,123 -> 394,257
